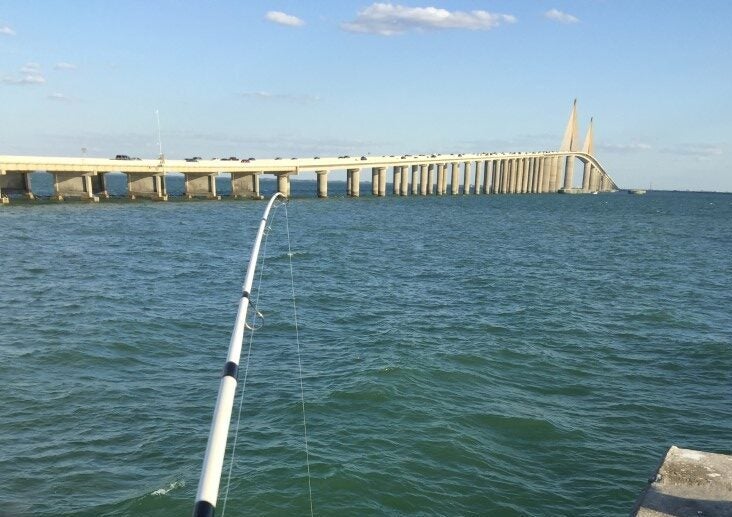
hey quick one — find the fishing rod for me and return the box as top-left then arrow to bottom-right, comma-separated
193,192 -> 286,517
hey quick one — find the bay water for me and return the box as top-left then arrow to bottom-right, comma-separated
1,179 -> 730,516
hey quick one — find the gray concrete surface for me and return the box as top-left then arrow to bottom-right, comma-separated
633,446 -> 732,517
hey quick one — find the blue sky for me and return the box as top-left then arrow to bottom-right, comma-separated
1,1 -> 730,191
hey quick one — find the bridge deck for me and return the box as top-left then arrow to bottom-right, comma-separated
0,151 -> 600,175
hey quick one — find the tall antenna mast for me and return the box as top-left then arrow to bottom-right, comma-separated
155,109 -> 164,161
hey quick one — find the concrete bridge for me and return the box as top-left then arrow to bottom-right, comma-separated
0,101 -> 618,204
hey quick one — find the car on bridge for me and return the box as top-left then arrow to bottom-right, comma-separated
114,154 -> 131,160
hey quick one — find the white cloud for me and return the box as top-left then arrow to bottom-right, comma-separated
54,62 -> 78,71
2,75 -> 45,85
342,3 -> 516,36
265,11 -> 305,27
664,144 -> 723,159
48,92 -> 73,102
599,142 -> 652,153
2,62 -> 45,85
20,62 -> 41,74
545,9 -> 579,24
239,91 -> 320,103
0,25 -> 15,36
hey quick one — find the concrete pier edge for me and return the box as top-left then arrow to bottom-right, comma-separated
632,445 -> 732,517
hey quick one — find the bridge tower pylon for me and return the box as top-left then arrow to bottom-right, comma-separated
581,118 -> 595,192
560,99 -> 579,191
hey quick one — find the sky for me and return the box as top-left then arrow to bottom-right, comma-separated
1,0 -> 731,191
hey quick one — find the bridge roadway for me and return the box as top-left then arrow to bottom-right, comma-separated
0,151 -> 618,203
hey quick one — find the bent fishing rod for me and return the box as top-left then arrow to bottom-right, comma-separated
193,192 -> 285,517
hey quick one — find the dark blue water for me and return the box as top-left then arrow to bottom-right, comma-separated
1,186 -> 730,516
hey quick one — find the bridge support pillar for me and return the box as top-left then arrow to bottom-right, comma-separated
536,158 -> 543,193
516,160 -> 521,194
589,165 -> 599,192
500,160 -> 508,194
52,171 -> 100,202
0,170 -> 36,202
185,172 -> 220,200
506,160 -> 512,193
316,170 -> 328,198
563,155 -> 575,190
232,172 -> 261,199
508,159 -> 513,193
377,167 -> 386,197
498,161 -> 505,193
517,159 -> 523,193
436,164 -> 445,195
463,162 -> 471,194
518,159 -> 526,193
538,158 -> 544,193
581,160 -> 591,192
507,160 -> 514,193
400,166 -> 409,195
371,168 -> 378,196
392,166 -> 401,196
548,156 -> 560,192
91,172 -> 109,199
473,161 -> 482,194
528,159 -> 536,193
587,166 -> 594,192
276,173 -> 291,197
349,168 -> 360,197
419,165 -> 428,195
450,163 -> 459,195
127,173 -> 167,201
547,158 -> 556,192
490,161 -> 497,193
492,160 -> 503,194
482,161 -> 490,194
410,165 -> 419,195
529,158 -> 535,193
0,169 -> 8,204
508,158 -> 518,194
531,158 -> 538,193
427,164 -> 434,195
540,157 -> 550,193
600,173 -> 609,192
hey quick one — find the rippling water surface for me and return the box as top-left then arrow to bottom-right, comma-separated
1,182 -> 730,516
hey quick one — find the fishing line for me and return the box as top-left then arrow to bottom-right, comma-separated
284,201 -> 315,517
220,201 -> 284,517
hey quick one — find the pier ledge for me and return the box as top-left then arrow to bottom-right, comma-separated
632,446 -> 732,516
